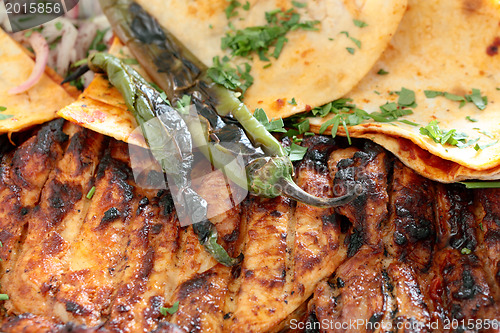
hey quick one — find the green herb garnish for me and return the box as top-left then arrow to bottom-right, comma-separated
424,89 -> 487,110
466,116 -> 478,122
0,106 -> 6,111
292,1 -> 307,8
461,248 -> 471,255
287,143 -> 308,161
353,19 -> 368,28
346,47 -> 355,54
377,69 -> 389,75
0,294 -> 8,301
55,22 -> 63,30
160,301 -> 180,316
86,186 -> 96,200
254,108 -> 287,133
288,98 -> 297,105
419,120 -> 479,149
459,181 -> 500,189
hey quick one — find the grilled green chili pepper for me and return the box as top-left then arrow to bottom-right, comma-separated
88,52 -> 241,267
99,0 -> 362,208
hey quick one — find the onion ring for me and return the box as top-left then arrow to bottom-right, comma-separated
8,32 -> 49,95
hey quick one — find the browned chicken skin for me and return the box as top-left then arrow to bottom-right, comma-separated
0,124 -> 498,333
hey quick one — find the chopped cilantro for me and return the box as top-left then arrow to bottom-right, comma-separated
213,5 -> 320,96
465,88 -> 487,110
0,294 -> 8,301
297,119 -> 310,134
377,69 -> 389,75
86,186 -> 96,200
459,181 -> 500,189
209,24 -> 213,29
287,143 -> 308,161
225,0 -> 241,19
288,98 -> 297,105
160,301 -> 179,316
0,106 -> 6,111
0,114 -> 14,121
474,140 -> 498,151
424,89 -> 487,110
207,56 -> 244,91
346,47 -> 355,54
292,1 -> 307,8
461,248 -> 471,255
254,108 -> 287,133
466,116 -> 478,122
349,37 -> 361,48
55,21 -> 63,30
89,28 -> 109,53
396,87 -> 416,107
479,223 -> 484,231
353,19 -> 368,28
419,120 -> 479,149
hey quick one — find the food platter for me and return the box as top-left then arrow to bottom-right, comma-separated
0,0 -> 499,332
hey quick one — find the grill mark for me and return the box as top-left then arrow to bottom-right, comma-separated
170,265 -> 231,333
0,120 -> 68,297
333,142 -> 391,250
3,126 -> 107,320
385,161 -> 435,272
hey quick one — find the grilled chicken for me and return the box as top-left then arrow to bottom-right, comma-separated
331,142 -> 391,252
0,124 -> 499,333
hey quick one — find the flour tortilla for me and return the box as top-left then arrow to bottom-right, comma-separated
0,28 -> 75,134
135,0 -> 407,119
311,0 -> 500,176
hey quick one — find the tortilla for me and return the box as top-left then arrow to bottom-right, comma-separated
0,28 -> 75,134
58,39 -> 147,148
135,0 -> 407,119
311,0 -> 500,175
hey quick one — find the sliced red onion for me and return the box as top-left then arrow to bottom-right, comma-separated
8,32 -> 49,95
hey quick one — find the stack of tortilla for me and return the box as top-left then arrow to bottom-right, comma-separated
55,0 -> 500,182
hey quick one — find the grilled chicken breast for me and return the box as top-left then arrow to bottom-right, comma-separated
0,123 -> 498,333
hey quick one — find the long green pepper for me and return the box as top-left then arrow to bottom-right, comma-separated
88,52 -> 241,266
98,0 -> 360,208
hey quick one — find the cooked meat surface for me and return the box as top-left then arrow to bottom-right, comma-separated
0,122 -> 498,333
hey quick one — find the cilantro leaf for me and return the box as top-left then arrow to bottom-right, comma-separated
396,87 -> 416,107
254,108 -> 287,133
0,114 -> 13,121
353,19 -> 368,28
288,143 -> 308,161
0,106 -> 6,111
377,69 -> 389,75
160,301 -> 180,316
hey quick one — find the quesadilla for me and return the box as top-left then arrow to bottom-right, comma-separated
135,0 -> 407,119
310,0 -> 500,180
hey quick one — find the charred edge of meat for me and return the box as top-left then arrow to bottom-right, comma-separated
345,228 -> 363,257
444,184 -> 477,251
33,119 -> 69,154
301,135 -> 337,167
11,119 -> 68,188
